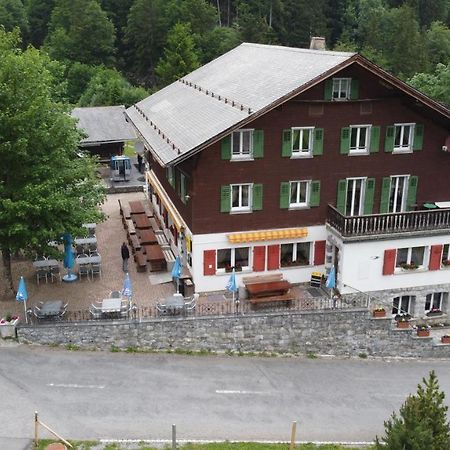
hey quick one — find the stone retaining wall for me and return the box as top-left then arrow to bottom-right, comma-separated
17,309 -> 450,358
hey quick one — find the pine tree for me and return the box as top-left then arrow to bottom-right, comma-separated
376,370 -> 450,450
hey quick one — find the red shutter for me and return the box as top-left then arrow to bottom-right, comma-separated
267,244 -> 280,270
253,246 -> 266,272
429,245 -> 443,271
383,249 -> 396,275
314,240 -> 326,265
203,250 -> 216,276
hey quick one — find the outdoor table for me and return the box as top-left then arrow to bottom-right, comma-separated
74,237 -> 97,245
76,255 -> 102,265
143,244 -> 166,271
137,229 -> 157,245
246,280 -> 291,298
165,294 -> 185,315
39,300 -> 64,318
101,298 -> 122,314
129,201 -> 145,215
132,214 -> 151,230
33,259 -> 59,268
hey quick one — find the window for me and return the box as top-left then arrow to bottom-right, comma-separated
232,129 -> 253,159
217,247 -> 250,272
392,295 -> 414,315
350,125 -> 371,154
166,167 -> 174,187
292,127 -> 313,156
395,246 -> 426,269
345,178 -> 365,216
389,175 -> 409,213
443,245 -> 450,265
280,242 -> 311,267
231,184 -> 252,212
425,292 -> 444,313
332,78 -> 351,100
394,123 -> 414,152
289,181 -> 310,208
178,171 -> 187,203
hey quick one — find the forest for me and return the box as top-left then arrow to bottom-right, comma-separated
1,0 -> 449,107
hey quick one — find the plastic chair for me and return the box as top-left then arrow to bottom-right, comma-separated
36,268 -> 48,285
156,302 -> 168,316
78,264 -> 91,281
89,304 -> 102,319
49,265 -> 62,283
110,290 -> 121,299
91,263 -> 102,279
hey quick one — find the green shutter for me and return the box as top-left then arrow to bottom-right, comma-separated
385,126 -> 395,152
336,179 -> 347,214
380,177 -> 391,213
406,176 -> 418,211
350,79 -> 359,100
370,126 -> 380,153
309,181 -> 321,207
413,124 -> 424,151
280,182 -> 290,209
282,129 -> 292,157
340,127 -> 350,154
324,79 -> 332,101
252,130 -> 264,158
252,184 -> 263,210
313,128 -> 324,156
363,178 -> 375,215
221,135 -> 231,160
220,185 -> 231,212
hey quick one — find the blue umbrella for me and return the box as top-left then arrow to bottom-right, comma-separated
226,268 -> 238,303
16,276 -> 28,324
325,266 -> 336,297
122,272 -> 132,298
171,256 -> 182,293
62,233 -> 77,282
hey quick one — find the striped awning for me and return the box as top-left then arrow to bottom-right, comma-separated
227,228 -> 308,243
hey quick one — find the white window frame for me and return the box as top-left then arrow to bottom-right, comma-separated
425,292 -> 444,313
332,77 -> 351,101
280,242 -> 312,267
289,180 -> 310,208
231,129 -> 254,160
230,183 -> 252,212
393,123 -> 415,153
389,175 -> 409,213
395,246 -> 427,270
346,177 -> 366,216
392,295 -> 413,315
216,247 -> 250,273
349,125 -> 371,154
291,127 -> 314,157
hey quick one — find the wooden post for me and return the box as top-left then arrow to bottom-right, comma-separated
289,420 -> 297,450
34,411 -> 39,448
172,423 -> 176,450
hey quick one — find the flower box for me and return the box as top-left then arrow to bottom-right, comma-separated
417,329 -> 430,337
426,309 -> 443,317
373,309 -> 386,318
0,317 -> 19,338
441,336 -> 450,344
396,320 -> 410,329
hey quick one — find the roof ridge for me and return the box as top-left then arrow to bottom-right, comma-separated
241,42 -> 355,57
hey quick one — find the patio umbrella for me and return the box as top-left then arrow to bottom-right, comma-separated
62,233 -> 77,282
226,268 -> 238,304
171,256 -> 182,294
16,276 -> 28,324
325,266 -> 336,298
122,272 -> 133,299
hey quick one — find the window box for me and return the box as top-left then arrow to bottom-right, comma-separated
0,316 -> 19,338
426,308 -> 443,317
400,263 -> 419,271
416,327 -> 430,337
396,320 -> 411,329
441,335 -> 450,344
373,308 -> 386,318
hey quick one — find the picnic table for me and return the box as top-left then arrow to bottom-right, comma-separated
246,280 -> 291,298
133,214 -> 151,230
137,228 -> 157,245
143,244 -> 166,271
129,201 -> 145,215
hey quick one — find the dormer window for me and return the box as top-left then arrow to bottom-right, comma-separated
332,78 -> 351,100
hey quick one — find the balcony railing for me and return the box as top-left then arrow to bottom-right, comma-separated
327,204 -> 450,238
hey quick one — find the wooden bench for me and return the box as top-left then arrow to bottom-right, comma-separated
129,234 -> 141,253
143,202 -> 154,218
162,247 -> 176,270
246,280 -> 291,298
118,199 -> 131,220
134,250 -> 147,272
155,230 -> 169,247
125,219 -> 136,235
249,293 -> 294,306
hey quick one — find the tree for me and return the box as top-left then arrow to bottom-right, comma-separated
425,21 -> 450,68
78,67 -> 148,107
408,63 -> 450,107
0,0 -> 29,37
198,26 -> 241,63
155,23 -> 200,87
375,370 -> 450,450
45,0 -> 115,66
0,29 -> 106,294
26,0 -> 55,47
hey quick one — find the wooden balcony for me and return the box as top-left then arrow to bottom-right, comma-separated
327,204 -> 450,239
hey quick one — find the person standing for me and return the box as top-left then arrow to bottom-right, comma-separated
137,153 -> 143,173
121,242 -> 130,272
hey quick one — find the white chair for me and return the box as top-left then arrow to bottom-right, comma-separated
89,304 -> 102,319
49,265 -> 61,283
110,291 -> 121,299
36,268 -> 48,284
78,264 -> 91,281
156,302 -> 168,316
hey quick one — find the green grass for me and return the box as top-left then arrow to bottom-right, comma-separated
124,140 -> 136,157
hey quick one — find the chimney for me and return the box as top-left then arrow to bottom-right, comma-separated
310,37 -> 326,51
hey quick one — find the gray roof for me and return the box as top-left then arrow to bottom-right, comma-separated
127,43 -> 355,166
72,106 -> 136,145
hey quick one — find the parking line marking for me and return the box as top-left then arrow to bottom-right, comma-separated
47,383 -> 105,389
215,389 -> 265,395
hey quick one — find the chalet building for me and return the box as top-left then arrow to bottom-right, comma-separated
126,42 -> 450,318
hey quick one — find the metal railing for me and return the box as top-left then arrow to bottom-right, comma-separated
25,294 -> 369,326
327,204 -> 450,238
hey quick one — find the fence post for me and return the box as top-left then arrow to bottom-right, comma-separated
172,423 -> 176,449
34,411 -> 39,447
289,420 -> 297,450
